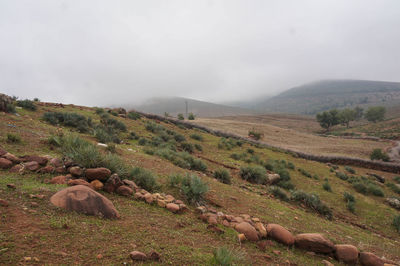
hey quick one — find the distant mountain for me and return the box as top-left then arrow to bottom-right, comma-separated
222,94 -> 273,109
129,97 -> 257,118
254,79 -> 400,115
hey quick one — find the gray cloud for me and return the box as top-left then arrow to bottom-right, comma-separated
0,0 -> 399,106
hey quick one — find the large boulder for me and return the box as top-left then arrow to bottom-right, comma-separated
20,155 -> 48,166
0,158 -> 13,169
266,173 -> 281,184
2,153 -> 21,163
116,185 -> 133,196
24,161 -> 40,171
234,222 -> 259,241
85,168 -> 111,182
334,244 -> 359,264
266,224 -> 295,246
38,165 -> 55,174
166,203 -> 180,213
294,233 -> 335,254
49,158 -> 63,167
69,166 -> 84,177
50,185 -> 119,219
359,252 -> 384,266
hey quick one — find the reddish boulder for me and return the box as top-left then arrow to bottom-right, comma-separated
0,147 -> 7,157
38,165 -> 55,174
9,164 -> 23,173
2,153 -> 21,163
295,233 -> 335,254
335,244 -> 359,264
85,168 -> 111,181
0,158 -> 13,169
235,222 -> 259,241
50,175 -> 67,184
129,251 -> 147,261
69,166 -> 83,177
20,155 -> 48,166
266,224 -> 295,246
50,185 -> 120,219
24,161 -> 40,171
50,158 -> 63,167
0,199 -> 9,207
67,179 -> 91,187
103,174 -> 123,193
166,203 -> 180,213
122,179 -> 138,190
116,185 -> 133,196
359,252 -> 384,266
90,180 -> 104,190
55,166 -> 66,174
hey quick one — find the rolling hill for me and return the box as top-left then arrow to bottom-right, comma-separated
254,79 -> 400,115
129,97 -> 257,118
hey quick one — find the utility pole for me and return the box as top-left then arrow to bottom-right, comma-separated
185,100 -> 188,117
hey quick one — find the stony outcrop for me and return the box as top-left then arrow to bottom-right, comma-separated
334,244 -> 359,264
50,185 -> 119,219
234,222 -> 259,241
294,233 -> 335,254
0,158 -> 13,169
266,224 -> 294,246
359,252 -> 384,266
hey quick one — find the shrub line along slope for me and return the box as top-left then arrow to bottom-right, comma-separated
135,111 -> 400,174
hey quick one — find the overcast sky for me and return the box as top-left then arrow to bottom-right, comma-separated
0,0 -> 399,106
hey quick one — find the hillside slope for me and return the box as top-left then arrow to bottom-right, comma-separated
255,79 -> 400,115
0,100 -> 399,265
129,97 -> 256,118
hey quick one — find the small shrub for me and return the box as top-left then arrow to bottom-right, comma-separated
322,181 -> 332,192
347,201 -> 356,213
190,133 -> 203,141
101,116 -> 127,132
130,167 -> 159,192
210,247 -> 243,266
127,111 -> 141,120
7,133 -> 21,143
270,186 -> 289,201
16,99 -> 37,111
248,130 -> 263,140
128,131 -> 139,140
367,184 -> 384,197
276,180 -> 295,190
95,108 -> 105,114
138,138 -> 147,146
106,143 -> 117,153
353,182 -> 368,194
194,143 -> 203,151
33,98 -> 40,102
291,190 -> 332,219
387,183 -> 400,194
213,169 -> 232,184
336,171 -> 348,181
177,113 -> 184,120
42,112 -> 91,132
393,176 -> 400,184
239,165 -> 266,184
247,148 -> 254,154
344,166 -> 356,174
298,168 -> 312,178
167,174 -> 183,188
343,192 -> 355,203
180,174 -> 208,203
180,142 -> 194,153
188,113 -> 195,120
102,153 -> 130,178
370,149 -> 390,162
6,103 -> 16,113
218,138 -> 240,150
287,162 -> 295,170
393,215 -> 400,233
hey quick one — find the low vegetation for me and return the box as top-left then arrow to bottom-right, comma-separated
239,165 -> 266,184
213,168 -> 232,184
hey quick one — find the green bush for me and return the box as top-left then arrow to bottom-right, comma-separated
93,126 -> 117,144
128,131 -> 139,140
188,113 -> 195,120
210,247 -> 243,266
102,153 -> 130,178
42,112 -> 92,132
291,190 -> 332,219
387,183 -> 400,194
106,143 -> 117,153
394,176 -> 400,184
180,142 -> 194,153
213,169 -> 232,184
336,171 -> 348,181
6,103 -> 16,113
367,184 -> 384,197
248,130 -> 262,140
298,168 -> 312,178
287,161 -> 295,170
145,121 -> 165,133
247,148 -> 254,154
95,108 -> 105,114
270,186 -> 289,201
218,138 -> 240,150
347,201 -> 356,213
353,182 -> 368,194
180,174 -> 208,203
167,174 -> 183,188
155,149 -> 207,171
177,113 -> 184,120
130,167 -> 159,192
344,166 -> 356,174
194,143 -> 203,151
16,99 -> 37,111
127,111 -> 141,120
100,115 -> 127,132
239,165 -> 266,184
344,192 -> 355,203
7,133 -> 21,143
323,181 -> 332,192
370,149 -> 390,162
393,215 -> 400,233
190,133 -> 203,141
138,138 -> 147,146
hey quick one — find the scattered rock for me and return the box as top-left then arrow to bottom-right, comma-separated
207,214 -> 218,225
50,185 -> 120,219
266,224 -> 295,246
267,173 -> 281,184
69,166 -> 83,177
50,175 -> 67,184
103,174 -> 123,193
144,193 -> 154,204
38,165 -> 55,174
67,179 -> 91,187
335,244 -> 359,264
234,222 -> 259,241
386,197 -> 400,210
0,199 -> 9,207
148,250 -> 161,261
196,206 -> 207,214
129,251 -> 147,261
20,155 -> 48,166
9,164 -> 23,173
257,240 -> 274,251
0,146 -> 7,157
0,158 -> 13,169
295,233 -> 335,254
166,203 -> 180,213
2,153 -> 21,163
55,167 -> 66,174
359,252 -> 384,266
273,250 -> 281,255
85,168 -> 111,181
157,199 -> 166,208
254,222 -> 267,238
322,260 -> 335,266
24,161 -> 40,171
122,179 -> 138,190
238,233 -> 246,242
90,180 -> 104,190
116,185 -> 133,196
7,183 -> 16,189
50,158 -> 63,167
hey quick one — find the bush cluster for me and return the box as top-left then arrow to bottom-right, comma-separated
127,111 -> 141,120
269,186 -> 289,201
218,137 -> 242,150
7,133 -> 21,143
213,169 -> 232,184
239,165 -> 266,184
16,99 -> 37,111
179,174 -> 208,203
130,167 -> 159,192
190,133 -> 203,141
43,112 -> 93,132
155,149 -> 207,172
291,190 -> 332,219
370,149 -> 390,162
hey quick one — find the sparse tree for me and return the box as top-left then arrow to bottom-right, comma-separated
365,106 -> 386,123
339,108 -> 356,128
164,112 -> 170,118
354,106 -> 363,121
316,109 -> 340,131
188,112 -> 195,120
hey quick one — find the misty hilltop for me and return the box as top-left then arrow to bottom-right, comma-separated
251,79 -> 400,115
129,97 -> 256,118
